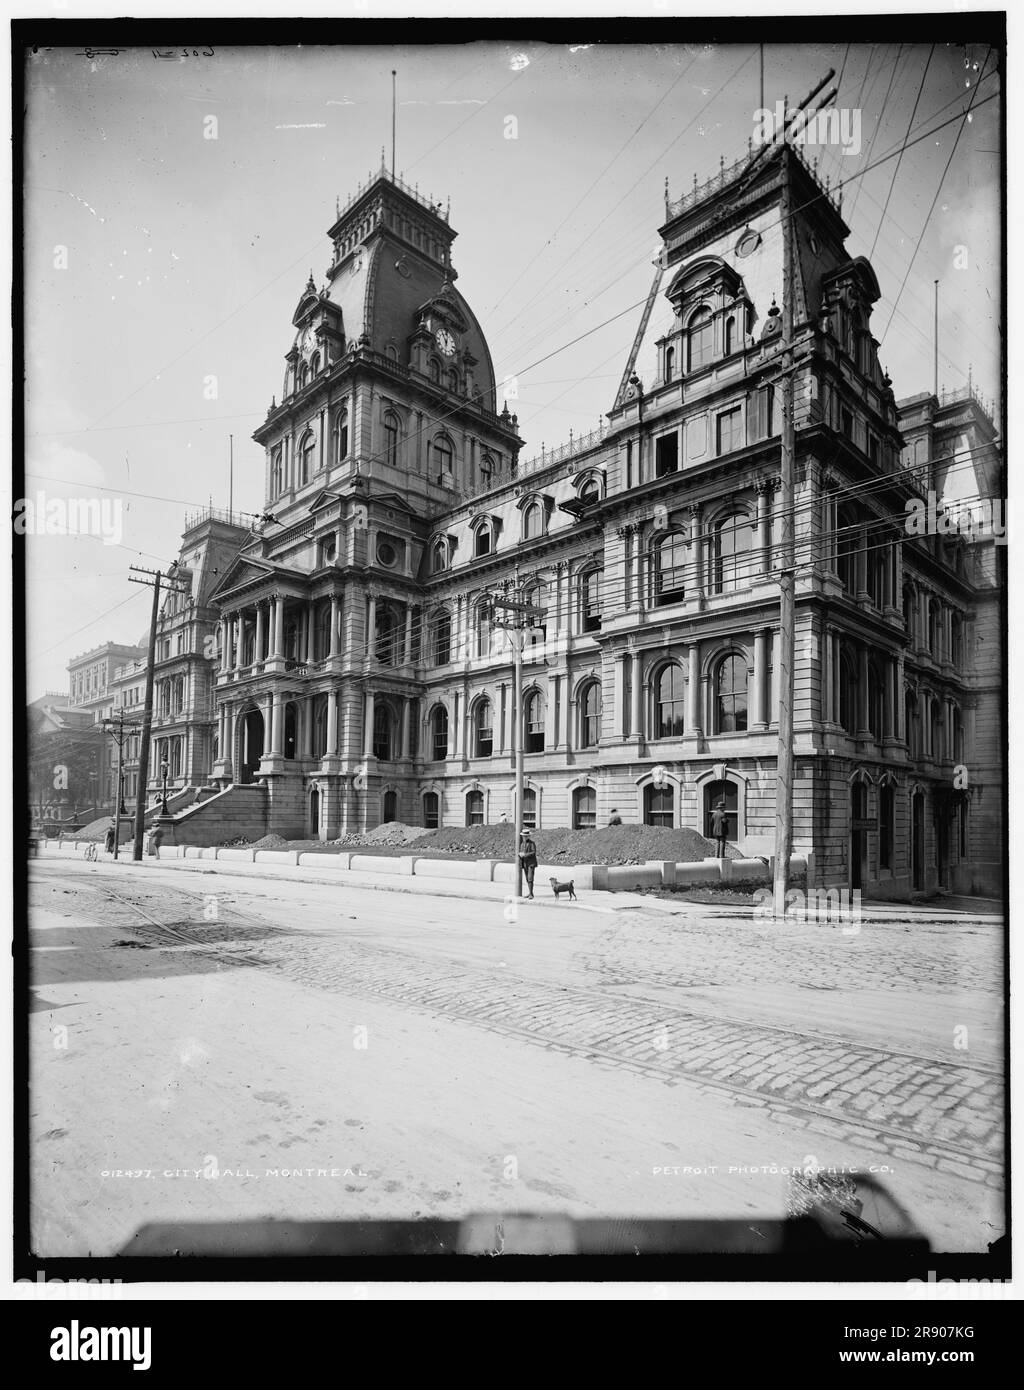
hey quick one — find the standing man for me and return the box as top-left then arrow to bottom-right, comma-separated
518,830 -> 538,900
711,798 -> 729,858
104,821 -> 116,855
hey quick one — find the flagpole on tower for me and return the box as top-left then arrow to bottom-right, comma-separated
391,69 -> 397,176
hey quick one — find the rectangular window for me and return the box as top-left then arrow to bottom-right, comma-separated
655,432 -> 679,478
840,406 -> 853,438
716,407 -> 742,455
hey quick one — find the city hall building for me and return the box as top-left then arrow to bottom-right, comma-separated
148,144 -> 1001,899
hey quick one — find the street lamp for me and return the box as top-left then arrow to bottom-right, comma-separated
159,757 -> 169,816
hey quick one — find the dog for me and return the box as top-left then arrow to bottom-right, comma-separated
549,877 -> 577,901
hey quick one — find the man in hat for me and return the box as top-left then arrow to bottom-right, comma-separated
518,830 -> 538,900
710,798 -> 729,857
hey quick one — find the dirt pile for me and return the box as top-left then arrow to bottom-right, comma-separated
405,824 -> 737,865
248,833 -> 290,851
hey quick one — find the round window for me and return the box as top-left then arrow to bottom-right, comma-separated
377,541 -> 398,567
736,228 -> 761,258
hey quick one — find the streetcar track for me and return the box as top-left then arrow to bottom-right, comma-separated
35,867 -> 1004,1180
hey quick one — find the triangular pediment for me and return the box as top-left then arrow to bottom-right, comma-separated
309,489 -> 345,515
209,554 -> 280,601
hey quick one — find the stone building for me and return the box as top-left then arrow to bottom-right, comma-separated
162,146 -> 1001,898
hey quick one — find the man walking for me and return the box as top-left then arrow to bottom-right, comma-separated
518,830 -> 538,900
711,798 -> 729,858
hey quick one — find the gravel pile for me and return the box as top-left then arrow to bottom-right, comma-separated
405,824 -> 738,865
247,833 -> 290,851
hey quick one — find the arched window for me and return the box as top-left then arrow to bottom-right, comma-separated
474,521 -> 492,558
447,369 -> 459,393
580,567 -> 602,632
654,534 -> 686,606
952,706 -> 964,762
429,358 -> 441,383
466,789 -> 484,826
386,343 -> 398,362
382,790 -> 397,823
644,783 -> 674,828
724,316 -> 736,355
951,613 -> 964,667
866,527 -> 888,607
313,694 -> 329,757
879,783 -> 895,870
902,582 -> 915,635
314,603 -> 331,661
433,434 -> 454,479
432,539 -> 448,573
521,787 -> 537,830
655,664 -> 685,739
703,779 -> 738,843
687,307 -> 713,372
271,447 -> 283,496
523,503 -> 543,539
928,599 -> 942,658
476,600 -> 492,658
298,432 -> 315,487
838,649 -> 857,733
423,791 -> 440,829
665,345 -> 675,383
480,454 -> 494,488
474,699 -> 493,757
867,662 -> 884,739
430,706 -> 449,761
836,507 -> 859,592
310,352 -> 321,377
573,786 -> 596,829
711,512 -> 753,594
298,363 -> 309,391
375,606 -> 398,665
335,408 -> 349,462
432,611 -> 451,666
524,691 -> 545,752
905,690 -> 919,757
372,704 -> 392,761
714,654 -> 748,733
383,412 -> 400,468
579,681 -> 601,749
578,475 -> 600,503
284,702 -> 297,759
930,700 -> 944,761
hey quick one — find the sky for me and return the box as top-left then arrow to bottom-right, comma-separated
22,37 -> 1001,699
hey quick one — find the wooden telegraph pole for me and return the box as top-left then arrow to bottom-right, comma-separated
128,564 -> 188,861
490,575 -> 547,899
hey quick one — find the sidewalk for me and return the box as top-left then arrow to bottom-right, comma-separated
34,845 -> 1003,924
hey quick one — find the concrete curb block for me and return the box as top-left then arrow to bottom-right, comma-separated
255,850 -> 301,866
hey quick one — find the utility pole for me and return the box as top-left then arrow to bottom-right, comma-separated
102,708 -> 142,860
933,280 -> 939,398
773,146 -> 796,914
229,434 -> 234,523
128,564 -> 187,861
489,576 -> 546,898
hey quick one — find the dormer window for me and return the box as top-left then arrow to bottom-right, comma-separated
522,502 -> 544,540
473,518 -> 494,558
687,307 -> 714,372
383,411 -> 400,468
431,537 -> 450,573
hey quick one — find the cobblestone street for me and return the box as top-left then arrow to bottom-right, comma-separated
28,857 -> 1005,1255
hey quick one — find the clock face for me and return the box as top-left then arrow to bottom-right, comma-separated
435,327 -> 457,357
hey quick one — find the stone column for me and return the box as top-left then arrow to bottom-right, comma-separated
367,596 -> 377,661
752,629 -> 768,729
688,643 -> 701,734
755,482 -> 769,575
232,614 -> 243,670
326,688 -> 338,756
614,654 -> 627,739
363,690 -> 375,757
884,657 -> 896,740
255,603 -> 266,664
404,606 -> 413,665
272,598 -> 284,657
631,651 -> 643,740
689,505 -> 703,594
451,692 -> 461,759
301,696 -> 313,758
858,645 -> 870,735
306,602 -> 316,663
270,690 -> 283,755
771,630 -> 781,724
824,627 -> 835,724
329,595 -> 340,657
896,654 -> 906,742
218,618 -> 229,674
401,698 -> 411,759
545,675 -> 559,751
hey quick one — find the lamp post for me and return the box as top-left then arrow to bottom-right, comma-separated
160,758 -> 169,816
